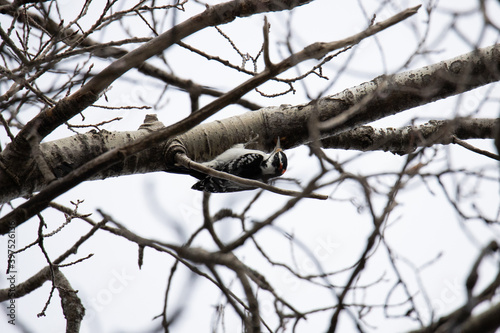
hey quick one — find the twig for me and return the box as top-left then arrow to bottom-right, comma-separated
465,241 -> 499,300
175,153 -> 328,200
36,214 -> 56,318
262,16 -> 272,68
67,117 -> 123,130
452,136 -> 500,161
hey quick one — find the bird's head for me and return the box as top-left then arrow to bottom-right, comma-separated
262,138 -> 288,177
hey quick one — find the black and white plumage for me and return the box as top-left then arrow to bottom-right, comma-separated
191,139 -> 287,192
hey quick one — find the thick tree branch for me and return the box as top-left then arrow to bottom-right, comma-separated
2,115 -> 494,205
1,42 -> 498,207
0,265 -> 51,302
321,118 -> 499,155
0,115 -> 168,203
457,301 -> 500,333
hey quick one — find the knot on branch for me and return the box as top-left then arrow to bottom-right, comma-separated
164,138 -> 187,167
138,114 -> 165,132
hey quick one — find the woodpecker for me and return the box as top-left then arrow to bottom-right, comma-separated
191,138 -> 287,192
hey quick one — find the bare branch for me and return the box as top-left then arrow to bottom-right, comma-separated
321,118 -> 499,154
54,270 -> 85,333
175,153 -> 328,200
452,136 -> 500,161
262,16 -> 273,68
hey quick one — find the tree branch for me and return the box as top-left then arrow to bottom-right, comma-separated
54,269 -> 85,333
321,118 -> 499,155
175,153 -> 328,200
452,135 -> 500,161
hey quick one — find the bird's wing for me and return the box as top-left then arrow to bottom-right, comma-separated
192,153 -> 264,192
221,153 -> 264,179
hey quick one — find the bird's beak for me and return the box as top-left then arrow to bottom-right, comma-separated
272,137 -> 282,153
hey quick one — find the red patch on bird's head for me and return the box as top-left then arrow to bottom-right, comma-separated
280,164 -> 286,174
